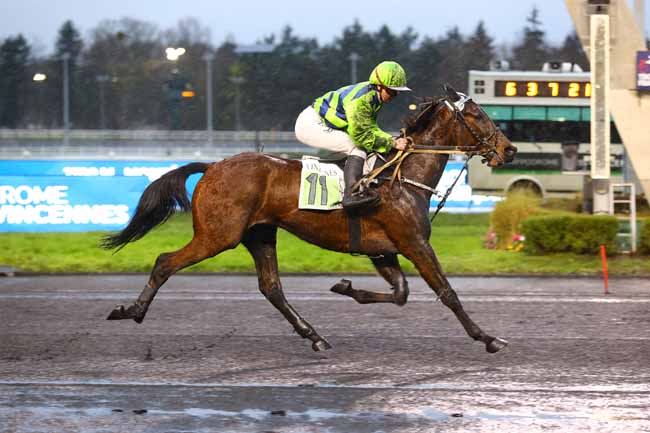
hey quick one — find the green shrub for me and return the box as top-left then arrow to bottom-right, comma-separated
640,220 -> 650,255
522,215 -> 571,254
489,191 -> 541,249
521,214 -> 619,255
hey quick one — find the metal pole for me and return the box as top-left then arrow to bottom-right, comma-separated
62,53 -> 70,146
235,81 -> 241,131
230,76 -> 244,131
96,74 -> 109,130
349,52 -> 360,83
99,82 -> 106,129
203,53 -> 215,145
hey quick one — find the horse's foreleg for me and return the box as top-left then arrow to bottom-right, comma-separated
243,225 -> 331,352
107,235 -> 224,323
404,241 -> 507,353
330,254 -> 409,306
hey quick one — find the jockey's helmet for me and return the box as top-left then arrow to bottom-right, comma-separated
369,61 -> 411,92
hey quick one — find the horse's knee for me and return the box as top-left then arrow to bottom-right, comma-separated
393,283 -> 409,306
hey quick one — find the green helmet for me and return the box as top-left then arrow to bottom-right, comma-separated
369,61 -> 411,91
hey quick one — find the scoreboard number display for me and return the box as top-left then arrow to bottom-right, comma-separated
495,80 -> 591,98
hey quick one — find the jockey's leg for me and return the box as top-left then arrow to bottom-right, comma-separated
295,106 -> 380,211
342,148 -> 380,212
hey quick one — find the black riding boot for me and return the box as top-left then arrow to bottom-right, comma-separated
342,155 -> 380,212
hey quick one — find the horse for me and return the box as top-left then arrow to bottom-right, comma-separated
103,84 -> 517,354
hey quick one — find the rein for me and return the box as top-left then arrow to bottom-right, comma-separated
356,128 -> 480,194
353,142 -> 474,209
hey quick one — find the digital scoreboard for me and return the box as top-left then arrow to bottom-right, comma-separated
469,70 -> 591,106
494,80 -> 591,98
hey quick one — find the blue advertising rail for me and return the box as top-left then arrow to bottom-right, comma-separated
0,160 -> 501,232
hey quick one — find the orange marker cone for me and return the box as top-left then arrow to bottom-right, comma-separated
600,245 -> 609,295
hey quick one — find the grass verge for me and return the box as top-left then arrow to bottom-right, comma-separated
1,213 -> 648,275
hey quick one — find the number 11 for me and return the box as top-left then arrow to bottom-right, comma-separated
306,173 -> 329,206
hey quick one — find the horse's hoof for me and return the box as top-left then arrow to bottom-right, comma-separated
106,304 -> 145,323
330,279 -> 352,296
312,339 -> 332,352
107,305 -> 127,320
486,337 -> 508,353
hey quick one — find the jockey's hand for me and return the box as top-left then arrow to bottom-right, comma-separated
393,137 -> 409,151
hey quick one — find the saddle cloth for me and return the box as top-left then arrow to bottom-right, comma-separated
298,157 -> 344,210
298,155 -> 382,211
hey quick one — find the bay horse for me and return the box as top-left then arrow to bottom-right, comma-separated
103,85 -> 517,354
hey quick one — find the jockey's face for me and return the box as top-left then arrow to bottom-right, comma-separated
378,86 -> 398,103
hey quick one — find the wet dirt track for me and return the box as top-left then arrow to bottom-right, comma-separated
1,274 -> 650,433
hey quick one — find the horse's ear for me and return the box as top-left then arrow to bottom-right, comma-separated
443,83 -> 460,101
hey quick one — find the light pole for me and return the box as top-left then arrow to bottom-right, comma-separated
349,52 -> 360,83
61,52 -> 70,146
165,47 -> 186,130
203,52 -> 215,144
95,74 -> 110,129
229,75 -> 245,131
32,73 -> 47,127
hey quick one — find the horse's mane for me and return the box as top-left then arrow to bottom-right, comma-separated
403,96 -> 445,135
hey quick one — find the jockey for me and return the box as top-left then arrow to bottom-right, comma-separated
295,60 -> 411,211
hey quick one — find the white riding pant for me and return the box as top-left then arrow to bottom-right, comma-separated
294,106 -> 367,158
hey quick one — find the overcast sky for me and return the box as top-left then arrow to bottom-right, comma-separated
1,0 -> 648,55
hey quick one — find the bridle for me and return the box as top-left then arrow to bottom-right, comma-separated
411,93 -> 502,164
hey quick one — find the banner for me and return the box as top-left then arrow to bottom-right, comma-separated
0,160 -> 201,232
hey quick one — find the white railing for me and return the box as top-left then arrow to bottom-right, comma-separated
0,129 -> 319,160
0,129 -> 299,142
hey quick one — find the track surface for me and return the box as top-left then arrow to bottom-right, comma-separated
1,274 -> 650,432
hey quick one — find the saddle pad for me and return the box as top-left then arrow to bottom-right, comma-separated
299,157 -> 344,210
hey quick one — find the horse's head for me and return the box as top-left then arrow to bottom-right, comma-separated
407,84 -> 517,167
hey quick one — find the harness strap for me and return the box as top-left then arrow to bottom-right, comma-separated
348,215 -> 362,254
376,176 -> 439,194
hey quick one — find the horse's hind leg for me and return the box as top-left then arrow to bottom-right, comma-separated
243,225 -> 331,352
107,234 -> 234,323
330,254 -> 409,305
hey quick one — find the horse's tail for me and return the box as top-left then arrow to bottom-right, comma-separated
101,162 -> 210,250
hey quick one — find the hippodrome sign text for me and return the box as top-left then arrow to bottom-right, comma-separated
0,184 -> 129,226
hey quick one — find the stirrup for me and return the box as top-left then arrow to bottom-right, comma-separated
342,191 -> 381,211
